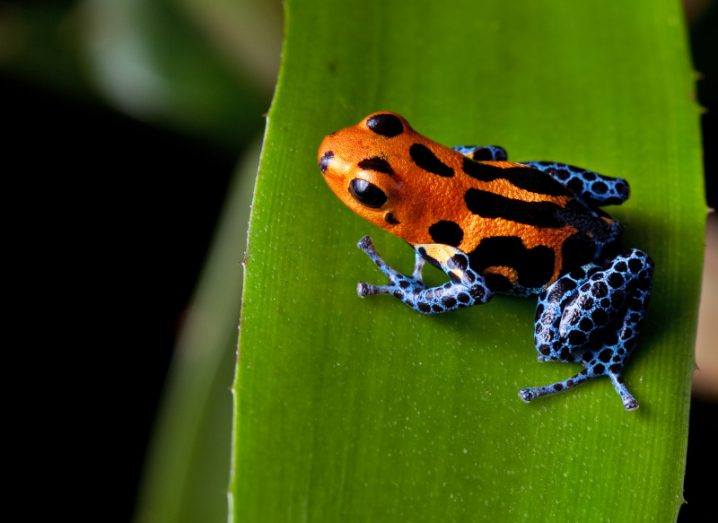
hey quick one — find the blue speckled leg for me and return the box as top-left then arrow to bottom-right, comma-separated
356,236 -> 493,315
411,249 -> 426,281
452,145 -> 508,161
522,161 -> 630,206
520,248 -> 654,410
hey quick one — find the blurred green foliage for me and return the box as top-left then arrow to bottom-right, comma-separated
0,0 -> 280,146
0,1 -> 89,95
1,1 -> 279,520
136,144 -> 260,523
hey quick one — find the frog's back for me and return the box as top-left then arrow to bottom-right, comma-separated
422,157 -> 621,295
365,134 -> 622,294
317,112 -> 622,294
459,165 -> 623,295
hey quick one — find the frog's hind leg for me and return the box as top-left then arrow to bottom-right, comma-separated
522,161 -> 630,207
452,145 -> 508,161
520,249 -> 654,410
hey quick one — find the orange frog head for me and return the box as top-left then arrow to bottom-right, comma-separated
318,112 -> 409,231
317,111 -> 466,246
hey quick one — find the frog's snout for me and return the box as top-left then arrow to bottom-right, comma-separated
318,130 -> 341,177
318,149 -> 334,174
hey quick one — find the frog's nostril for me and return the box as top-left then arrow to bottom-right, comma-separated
319,150 -> 334,173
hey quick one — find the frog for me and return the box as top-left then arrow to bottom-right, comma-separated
317,111 -> 654,410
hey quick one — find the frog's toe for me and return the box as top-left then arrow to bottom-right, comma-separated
357,282 -> 375,297
608,373 -> 640,411
623,397 -> 639,411
357,282 -> 391,297
518,388 -> 537,403
357,282 -> 369,297
357,235 -> 374,252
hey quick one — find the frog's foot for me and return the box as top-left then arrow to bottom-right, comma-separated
608,374 -> 639,411
519,369 -> 592,404
356,236 -> 424,298
525,249 -> 654,410
518,365 -> 639,411
356,282 -> 386,297
356,236 -> 493,314
356,235 -> 401,278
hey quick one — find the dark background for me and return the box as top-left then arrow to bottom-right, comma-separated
5,1 -> 716,521
681,3 -> 718,520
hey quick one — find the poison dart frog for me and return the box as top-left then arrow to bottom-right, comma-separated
317,112 -> 654,410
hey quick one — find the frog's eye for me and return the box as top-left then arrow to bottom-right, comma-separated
348,178 -> 387,208
366,113 -> 404,137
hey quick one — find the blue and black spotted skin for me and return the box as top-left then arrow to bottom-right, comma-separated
318,112 -> 654,410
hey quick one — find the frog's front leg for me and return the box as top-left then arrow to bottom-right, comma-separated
356,236 -> 426,297
356,236 -> 493,314
452,145 -> 508,161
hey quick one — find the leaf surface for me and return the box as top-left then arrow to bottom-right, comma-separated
232,1 -> 706,520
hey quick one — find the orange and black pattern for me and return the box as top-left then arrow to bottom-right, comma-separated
318,111 -> 621,293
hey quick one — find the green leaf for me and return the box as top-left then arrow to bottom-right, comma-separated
136,144 -> 259,523
232,1 -> 706,521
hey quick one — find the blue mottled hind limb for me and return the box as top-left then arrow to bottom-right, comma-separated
522,161 -> 630,207
451,148 -> 629,207
452,145 -> 508,161
356,236 -> 493,314
520,249 -> 654,410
